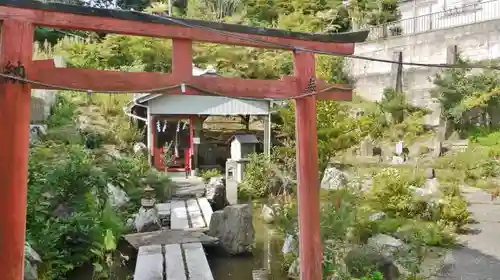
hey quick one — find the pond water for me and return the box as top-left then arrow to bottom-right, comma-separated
71,201 -> 288,280
206,201 -> 288,280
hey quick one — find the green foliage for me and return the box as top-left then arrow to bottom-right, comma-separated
27,143 -> 120,279
347,0 -> 400,27
432,58 -> 500,133
46,95 -> 77,128
367,167 -> 469,231
238,153 -> 275,199
378,88 -> 407,123
274,164 -> 470,279
276,101 -> 373,175
367,168 -> 425,218
434,146 -> 499,183
27,88 -> 156,280
200,168 -> 223,183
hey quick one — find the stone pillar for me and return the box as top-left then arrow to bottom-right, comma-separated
263,113 -> 271,156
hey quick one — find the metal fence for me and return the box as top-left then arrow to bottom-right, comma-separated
365,0 -> 500,41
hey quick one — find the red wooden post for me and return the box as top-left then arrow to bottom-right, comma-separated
172,39 -> 193,87
0,19 -> 34,280
293,51 -> 322,280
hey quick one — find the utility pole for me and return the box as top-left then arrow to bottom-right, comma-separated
168,0 -> 172,15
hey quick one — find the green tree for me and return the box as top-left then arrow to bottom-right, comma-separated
432,59 -> 500,132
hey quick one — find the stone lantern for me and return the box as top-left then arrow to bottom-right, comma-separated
141,185 -> 156,208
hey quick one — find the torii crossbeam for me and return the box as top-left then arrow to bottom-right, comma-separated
0,1 -> 368,279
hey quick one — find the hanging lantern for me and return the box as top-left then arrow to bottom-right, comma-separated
141,184 -> 156,208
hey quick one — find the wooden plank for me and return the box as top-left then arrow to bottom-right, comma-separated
165,244 -> 187,280
133,245 -> 163,280
183,243 -> 214,280
189,211 -> 206,229
124,229 -> 219,249
171,200 -> 189,229
186,199 -> 205,228
185,199 -> 200,212
197,198 -> 213,227
30,65 -> 353,100
30,67 -> 300,99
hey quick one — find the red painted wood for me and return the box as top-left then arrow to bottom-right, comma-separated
32,58 -> 55,70
0,19 -> 34,280
293,51 -> 322,280
172,39 -> 193,78
0,7 -> 354,53
29,65 -> 352,99
31,67 -> 297,98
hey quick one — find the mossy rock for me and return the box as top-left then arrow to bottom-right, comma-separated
344,246 -> 400,280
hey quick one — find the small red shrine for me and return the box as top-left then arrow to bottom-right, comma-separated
125,65 -> 273,174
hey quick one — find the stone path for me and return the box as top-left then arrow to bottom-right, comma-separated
434,186 -> 500,280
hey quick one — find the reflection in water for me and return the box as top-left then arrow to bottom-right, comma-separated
207,202 -> 288,280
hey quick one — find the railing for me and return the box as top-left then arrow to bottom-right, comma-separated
365,0 -> 500,41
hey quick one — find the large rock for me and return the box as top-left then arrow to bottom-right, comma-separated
391,156 -> 404,165
320,167 -> 348,190
282,234 -> 297,255
208,204 -> 254,255
344,246 -> 400,280
134,207 -> 161,233
260,204 -> 275,224
24,242 -> 42,280
107,183 -> 130,208
288,258 -> 300,279
367,234 -> 405,257
29,124 -> 47,143
205,176 -> 228,211
133,142 -> 147,155
411,176 -> 442,204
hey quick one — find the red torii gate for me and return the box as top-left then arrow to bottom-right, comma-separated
0,1 -> 367,279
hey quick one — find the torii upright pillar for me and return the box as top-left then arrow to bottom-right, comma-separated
293,50 -> 322,280
0,19 -> 34,279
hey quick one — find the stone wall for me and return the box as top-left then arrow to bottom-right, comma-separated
349,19 -> 500,125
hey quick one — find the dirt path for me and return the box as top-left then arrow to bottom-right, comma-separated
433,186 -> 500,280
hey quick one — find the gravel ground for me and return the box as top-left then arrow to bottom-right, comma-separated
433,186 -> 500,280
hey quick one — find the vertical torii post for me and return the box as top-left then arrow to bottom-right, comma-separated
293,50 -> 322,280
0,19 -> 34,279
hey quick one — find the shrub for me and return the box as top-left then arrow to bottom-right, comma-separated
238,153 -> 275,199
27,143 -> 122,279
200,168 -> 222,184
367,168 -> 426,218
434,146 -> 499,182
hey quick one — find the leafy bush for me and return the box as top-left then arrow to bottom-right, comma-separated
27,144 -> 122,279
200,168 -> 223,183
367,168 -> 426,218
367,167 -> 469,230
238,153 -> 275,199
434,146 -> 499,182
